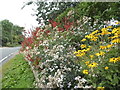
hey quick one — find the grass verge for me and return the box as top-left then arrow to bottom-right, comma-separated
1,54 -> 35,88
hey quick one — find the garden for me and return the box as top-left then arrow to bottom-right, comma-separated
2,2 -> 120,89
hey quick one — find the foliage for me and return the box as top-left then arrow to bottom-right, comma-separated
24,2 -> 120,27
20,16 -> 94,88
20,1 -> 120,89
2,54 -> 35,88
0,19 -> 24,46
74,24 -> 120,88
75,2 -> 120,26
56,2 -> 120,27
23,1 -> 78,25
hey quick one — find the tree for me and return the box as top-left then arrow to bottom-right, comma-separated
22,1 -> 78,25
0,19 -> 24,46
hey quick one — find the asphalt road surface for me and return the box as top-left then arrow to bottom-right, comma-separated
0,46 -> 21,63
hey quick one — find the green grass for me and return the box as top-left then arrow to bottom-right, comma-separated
1,54 -> 35,88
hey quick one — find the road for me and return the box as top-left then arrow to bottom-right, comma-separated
0,46 -> 21,63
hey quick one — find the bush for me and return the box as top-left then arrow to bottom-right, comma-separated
20,16 -> 120,88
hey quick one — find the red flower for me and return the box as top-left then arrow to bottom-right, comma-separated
49,20 -> 58,28
64,24 -> 71,31
58,27 -> 64,32
45,30 -> 50,34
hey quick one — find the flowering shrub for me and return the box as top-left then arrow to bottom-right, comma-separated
20,15 -> 120,88
38,56 -> 91,88
20,16 -> 93,88
74,24 -> 120,88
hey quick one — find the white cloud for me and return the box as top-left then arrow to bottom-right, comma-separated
0,0 -> 38,30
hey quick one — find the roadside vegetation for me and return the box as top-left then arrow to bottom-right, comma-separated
1,1 -> 120,89
1,54 -> 35,88
0,20 -> 24,47
20,2 -> 120,89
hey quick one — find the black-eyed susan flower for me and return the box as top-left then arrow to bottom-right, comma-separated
99,46 -> 107,49
80,44 -> 87,48
83,70 -> 88,74
90,36 -> 98,41
76,52 -> 85,57
95,51 -> 105,56
101,28 -> 111,35
100,51 -> 105,56
109,57 -> 118,63
106,44 -> 113,48
111,38 -> 120,43
88,62 -> 98,68
112,28 -> 119,34
95,53 -> 101,56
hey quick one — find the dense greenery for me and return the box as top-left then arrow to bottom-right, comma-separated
0,19 -> 24,47
23,1 -> 78,25
23,2 -> 120,27
1,54 -> 35,88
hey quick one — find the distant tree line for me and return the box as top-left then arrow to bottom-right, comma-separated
0,19 -> 24,47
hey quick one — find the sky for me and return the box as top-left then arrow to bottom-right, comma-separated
0,0 -> 39,30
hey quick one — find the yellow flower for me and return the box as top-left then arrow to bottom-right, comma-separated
95,53 -> 101,56
85,34 -> 94,39
78,50 -> 82,53
89,55 -> 94,59
101,28 -> 107,31
100,51 -> 105,56
112,28 -> 118,33
81,49 -> 87,52
88,46 -> 92,48
118,56 -> 120,61
109,58 -> 118,63
80,44 -> 87,48
111,38 -> 120,43
90,36 -> 98,41
96,33 -> 101,36
101,31 -> 111,35
88,62 -> 98,68
76,53 -> 85,57
101,28 -> 111,35
105,66 -> 109,70
74,51 -> 78,54
81,38 -> 86,42
85,61 -> 90,65
106,44 -> 113,48
95,51 -> 105,56
91,30 -> 99,35
86,48 -> 91,51
100,45 -> 113,49
99,46 -> 107,49
106,26 -> 112,29
83,70 -> 88,74
97,87 -> 105,90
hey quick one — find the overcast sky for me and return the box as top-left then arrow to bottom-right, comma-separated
0,0 -> 39,30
